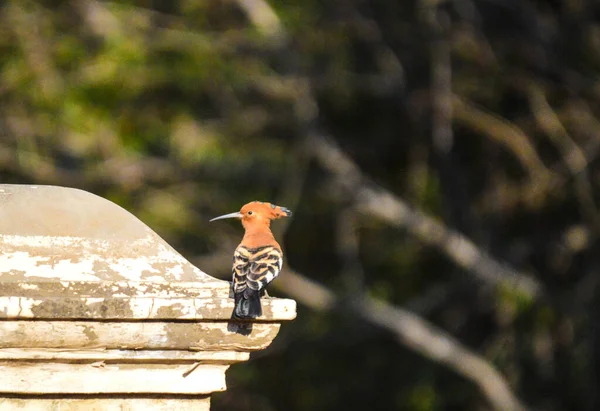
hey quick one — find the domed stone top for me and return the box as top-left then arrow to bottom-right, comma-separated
0,184 -> 220,284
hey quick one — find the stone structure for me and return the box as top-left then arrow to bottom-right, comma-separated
0,184 -> 296,410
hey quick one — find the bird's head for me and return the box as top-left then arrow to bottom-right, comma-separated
210,201 -> 292,227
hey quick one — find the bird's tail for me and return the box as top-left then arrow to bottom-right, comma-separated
233,289 -> 263,319
228,289 -> 262,336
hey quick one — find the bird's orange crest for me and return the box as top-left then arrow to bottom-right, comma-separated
240,201 -> 292,222
209,201 -> 292,230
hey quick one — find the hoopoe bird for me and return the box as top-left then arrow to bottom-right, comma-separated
210,201 -> 292,320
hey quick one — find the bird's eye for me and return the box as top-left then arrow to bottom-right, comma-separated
248,211 -> 253,215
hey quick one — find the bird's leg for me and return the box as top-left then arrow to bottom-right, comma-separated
260,289 -> 270,298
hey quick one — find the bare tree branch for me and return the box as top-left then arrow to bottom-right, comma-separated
308,134 -> 543,299
453,95 -> 554,186
274,267 -> 529,411
235,0 -> 287,42
527,84 -> 600,231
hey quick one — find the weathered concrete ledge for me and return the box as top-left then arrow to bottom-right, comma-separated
0,184 -> 296,410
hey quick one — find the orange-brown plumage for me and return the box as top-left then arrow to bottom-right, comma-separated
238,202 -> 285,249
210,201 -> 292,322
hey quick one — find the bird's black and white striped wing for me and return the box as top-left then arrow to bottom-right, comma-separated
232,245 -> 282,295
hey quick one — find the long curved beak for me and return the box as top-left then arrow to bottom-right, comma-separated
209,212 -> 243,222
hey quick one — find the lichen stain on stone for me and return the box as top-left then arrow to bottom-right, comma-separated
0,270 -> 26,282
31,298 -> 91,318
29,298 -> 135,319
156,303 -> 185,318
0,282 -> 35,298
87,299 -> 134,318
95,283 -> 138,298
79,324 -> 99,342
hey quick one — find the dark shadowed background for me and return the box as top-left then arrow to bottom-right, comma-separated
2,1 -> 600,410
